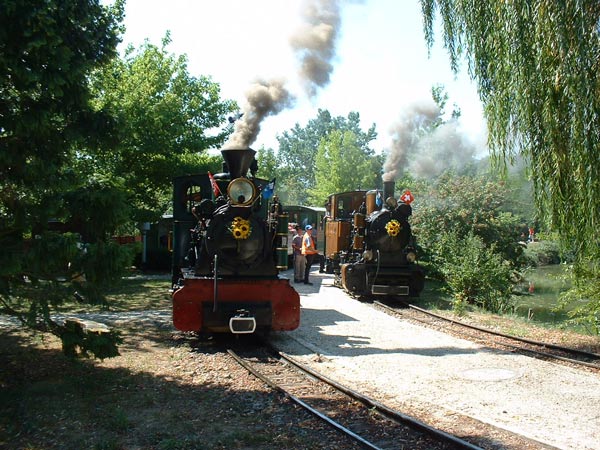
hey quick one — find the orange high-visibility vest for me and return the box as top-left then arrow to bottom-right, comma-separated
301,233 -> 318,255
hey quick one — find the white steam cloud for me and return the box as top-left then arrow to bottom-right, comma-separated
383,101 -> 478,181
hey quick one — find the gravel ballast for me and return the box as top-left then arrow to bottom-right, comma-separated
271,270 -> 600,450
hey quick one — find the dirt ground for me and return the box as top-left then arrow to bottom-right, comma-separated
1,273 -> 599,449
0,318 -> 368,450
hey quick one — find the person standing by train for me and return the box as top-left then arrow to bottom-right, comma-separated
301,225 -> 318,285
292,225 -> 305,283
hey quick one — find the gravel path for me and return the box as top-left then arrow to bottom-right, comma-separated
272,269 -> 600,450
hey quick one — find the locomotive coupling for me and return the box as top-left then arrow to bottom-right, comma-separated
229,309 -> 257,334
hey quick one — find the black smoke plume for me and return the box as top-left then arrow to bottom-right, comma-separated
224,79 -> 295,149
290,0 -> 341,98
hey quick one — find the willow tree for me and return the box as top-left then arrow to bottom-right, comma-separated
420,1 -> 600,331
420,1 -> 600,256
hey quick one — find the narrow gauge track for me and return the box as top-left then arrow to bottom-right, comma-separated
374,300 -> 600,371
228,343 -> 483,450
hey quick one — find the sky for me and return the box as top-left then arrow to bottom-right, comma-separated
109,0 -> 487,155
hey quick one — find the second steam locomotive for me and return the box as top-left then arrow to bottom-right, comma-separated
171,148 -> 300,335
324,180 -> 425,298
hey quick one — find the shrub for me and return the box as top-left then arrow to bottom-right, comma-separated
412,174 -> 525,269
522,240 -> 562,266
434,231 -> 515,314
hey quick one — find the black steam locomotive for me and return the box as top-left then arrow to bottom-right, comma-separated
171,148 -> 300,334
324,180 -> 425,298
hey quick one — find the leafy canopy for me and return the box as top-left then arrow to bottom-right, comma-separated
0,0 -> 126,358
88,36 -> 238,222
310,130 -> 380,205
276,109 -> 379,204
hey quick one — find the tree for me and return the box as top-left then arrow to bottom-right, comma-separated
310,130 -> 380,204
412,174 -> 524,268
420,1 -> 600,258
0,0 -> 126,357
276,109 -> 378,203
255,146 -> 278,181
88,36 -> 238,222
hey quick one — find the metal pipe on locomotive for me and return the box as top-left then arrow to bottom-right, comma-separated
324,180 -> 425,298
171,148 -> 300,334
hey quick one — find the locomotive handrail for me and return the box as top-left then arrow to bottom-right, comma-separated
213,254 -> 218,313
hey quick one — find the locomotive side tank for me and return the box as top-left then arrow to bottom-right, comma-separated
324,180 -> 425,298
171,148 -> 300,334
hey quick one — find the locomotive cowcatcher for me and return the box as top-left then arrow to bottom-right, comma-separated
171,148 -> 300,334
324,180 -> 425,298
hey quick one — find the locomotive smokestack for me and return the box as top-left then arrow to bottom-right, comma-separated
221,148 -> 256,179
383,180 -> 395,203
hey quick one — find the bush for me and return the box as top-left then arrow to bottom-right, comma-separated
522,240 -> 562,266
412,174 -> 525,269
434,231 -> 515,314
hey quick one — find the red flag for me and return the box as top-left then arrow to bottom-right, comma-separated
400,190 -> 414,204
207,171 -> 222,197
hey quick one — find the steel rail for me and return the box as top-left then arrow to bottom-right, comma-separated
375,300 -> 600,369
227,349 -> 383,450
270,347 -> 484,450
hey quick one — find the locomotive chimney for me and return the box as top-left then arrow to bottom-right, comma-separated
221,148 -> 256,179
383,180 -> 395,203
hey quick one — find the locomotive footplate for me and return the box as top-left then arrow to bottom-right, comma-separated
202,302 -> 272,333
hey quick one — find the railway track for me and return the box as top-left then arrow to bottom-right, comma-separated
374,300 -> 600,371
227,342 -> 483,450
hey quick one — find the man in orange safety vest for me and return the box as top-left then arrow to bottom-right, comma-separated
301,225 -> 318,285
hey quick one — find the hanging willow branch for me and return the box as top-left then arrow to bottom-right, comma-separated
420,0 -> 600,257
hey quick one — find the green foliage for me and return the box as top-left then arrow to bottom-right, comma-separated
410,174 -> 523,313
0,0 -> 126,358
88,37 -> 238,222
434,232 -> 514,314
421,0 -> 600,328
75,241 -> 134,305
557,259 -> 600,335
522,241 -> 562,267
421,1 -> 600,257
412,174 -> 524,267
61,320 -> 123,359
63,176 -> 131,242
431,83 -> 461,120
276,109 -> 378,204
309,130 -> 376,205
255,146 -> 278,181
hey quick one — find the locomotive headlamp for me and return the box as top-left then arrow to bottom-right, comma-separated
228,178 -> 257,206
363,249 -> 373,261
405,251 -> 417,263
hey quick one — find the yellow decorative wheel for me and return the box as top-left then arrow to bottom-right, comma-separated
385,219 -> 401,237
230,217 -> 252,240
